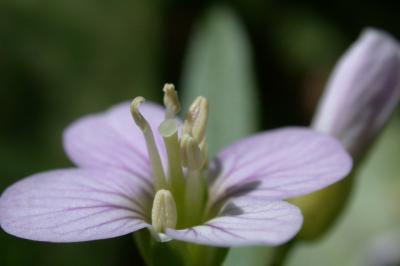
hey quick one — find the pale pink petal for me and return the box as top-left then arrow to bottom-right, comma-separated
63,102 -> 167,179
0,169 -> 151,242
209,127 -> 352,204
166,197 -> 302,247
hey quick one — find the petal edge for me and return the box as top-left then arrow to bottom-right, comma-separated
166,197 -> 302,247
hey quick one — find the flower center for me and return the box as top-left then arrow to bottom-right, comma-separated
130,84 -> 209,233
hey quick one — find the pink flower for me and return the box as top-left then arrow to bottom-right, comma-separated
0,85 -> 351,247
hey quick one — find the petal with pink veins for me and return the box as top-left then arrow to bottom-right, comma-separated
0,168 -> 151,242
209,127 -> 352,203
166,196 -> 302,247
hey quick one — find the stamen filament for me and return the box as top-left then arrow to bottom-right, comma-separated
181,134 -> 207,226
184,169 -> 206,227
131,97 -> 167,190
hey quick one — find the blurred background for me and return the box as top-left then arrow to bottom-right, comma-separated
1,1 -> 399,265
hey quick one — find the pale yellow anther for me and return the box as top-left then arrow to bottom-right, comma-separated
163,83 -> 181,117
130,97 -> 148,131
151,189 -> 177,233
181,134 -> 206,170
183,96 -> 208,142
199,139 -> 208,163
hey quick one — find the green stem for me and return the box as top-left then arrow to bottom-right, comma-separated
134,230 -> 153,266
185,244 -> 228,266
134,230 -> 186,266
270,239 -> 297,266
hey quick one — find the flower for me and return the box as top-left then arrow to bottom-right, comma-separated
0,84 -> 351,248
312,28 -> 400,160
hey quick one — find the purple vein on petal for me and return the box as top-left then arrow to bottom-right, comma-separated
209,127 -> 351,203
0,168 -> 151,242
166,198 -> 303,247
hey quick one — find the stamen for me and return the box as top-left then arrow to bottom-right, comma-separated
180,134 -> 207,226
180,97 -> 210,226
163,84 -> 181,119
131,97 -> 148,131
158,119 -> 185,202
183,96 -> 208,143
180,134 -> 206,170
151,189 -> 177,233
130,97 -> 167,190
199,139 -> 209,168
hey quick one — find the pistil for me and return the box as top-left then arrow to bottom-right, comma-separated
158,119 -> 185,223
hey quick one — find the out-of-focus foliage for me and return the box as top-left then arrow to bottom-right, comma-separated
181,6 -> 258,157
0,1 -> 162,265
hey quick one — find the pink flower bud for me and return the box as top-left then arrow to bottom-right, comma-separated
312,28 -> 400,159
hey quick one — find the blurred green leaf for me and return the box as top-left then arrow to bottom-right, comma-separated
181,5 -> 259,157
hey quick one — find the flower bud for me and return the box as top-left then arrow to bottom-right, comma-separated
293,28 -> 400,242
312,28 -> 400,160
